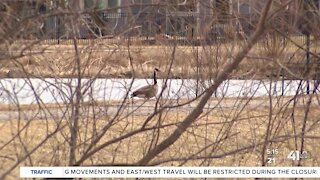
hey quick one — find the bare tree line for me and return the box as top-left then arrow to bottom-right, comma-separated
0,0 -> 320,179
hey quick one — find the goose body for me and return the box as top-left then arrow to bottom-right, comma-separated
131,68 -> 160,99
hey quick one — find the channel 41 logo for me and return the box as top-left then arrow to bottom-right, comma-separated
287,150 -> 309,161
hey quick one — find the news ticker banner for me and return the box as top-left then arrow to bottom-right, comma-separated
20,166 -> 320,178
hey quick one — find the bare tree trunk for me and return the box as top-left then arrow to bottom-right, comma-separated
69,16 -> 82,166
298,95 -> 313,166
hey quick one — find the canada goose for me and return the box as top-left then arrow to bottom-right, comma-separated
131,68 -> 160,99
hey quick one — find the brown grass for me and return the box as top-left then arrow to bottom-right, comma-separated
1,39 -> 317,79
1,98 -> 320,179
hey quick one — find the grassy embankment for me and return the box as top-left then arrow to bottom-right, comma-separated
1,37 -> 318,79
1,96 -> 320,179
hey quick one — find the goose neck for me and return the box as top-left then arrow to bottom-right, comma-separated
153,71 -> 157,85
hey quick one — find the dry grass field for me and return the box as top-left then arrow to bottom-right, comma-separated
1,38 -> 318,80
0,37 -> 319,179
1,96 -> 320,179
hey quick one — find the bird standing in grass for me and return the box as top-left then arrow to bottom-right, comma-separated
131,68 -> 160,99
